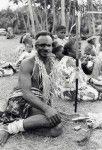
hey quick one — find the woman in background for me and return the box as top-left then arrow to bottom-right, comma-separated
51,38 -> 98,101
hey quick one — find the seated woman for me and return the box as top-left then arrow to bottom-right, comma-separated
51,38 -> 98,101
87,35 -> 102,96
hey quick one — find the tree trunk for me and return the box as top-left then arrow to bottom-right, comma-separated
91,0 -> 96,35
28,0 -> 35,37
44,0 -> 48,31
22,14 -> 28,33
27,13 -> 31,32
67,0 -> 72,36
87,0 -> 93,36
32,2 -> 42,31
15,12 -> 19,34
61,0 -> 66,26
52,0 -> 56,34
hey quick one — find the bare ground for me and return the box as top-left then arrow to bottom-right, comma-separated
0,36 -> 102,150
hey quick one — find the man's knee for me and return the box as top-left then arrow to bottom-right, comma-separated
50,124 -> 63,137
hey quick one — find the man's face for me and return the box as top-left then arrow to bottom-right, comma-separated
36,35 -> 53,58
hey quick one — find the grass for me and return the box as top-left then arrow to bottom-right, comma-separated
0,35 -> 102,150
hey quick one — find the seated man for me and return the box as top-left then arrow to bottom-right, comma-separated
0,31 -> 62,145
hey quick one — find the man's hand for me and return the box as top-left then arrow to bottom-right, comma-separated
45,107 -> 61,127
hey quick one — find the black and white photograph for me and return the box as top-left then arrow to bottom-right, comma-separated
0,0 -> 102,149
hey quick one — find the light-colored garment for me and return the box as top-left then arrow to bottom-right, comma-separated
92,51 -> 102,79
95,43 -> 100,56
52,56 -> 98,101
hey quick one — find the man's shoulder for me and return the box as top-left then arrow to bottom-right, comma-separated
20,55 -> 35,73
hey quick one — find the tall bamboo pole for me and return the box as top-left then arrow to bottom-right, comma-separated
75,0 -> 80,113
28,0 -> 35,37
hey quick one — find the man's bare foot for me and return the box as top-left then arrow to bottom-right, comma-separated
34,124 -> 63,137
0,125 -> 9,146
50,124 -> 63,137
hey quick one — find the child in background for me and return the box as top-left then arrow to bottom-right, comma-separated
15,40 -> 33,68
54,25 -> 69,47
16,33 -> 33,58
0,33 -> 34,76
15,32 -> 35,68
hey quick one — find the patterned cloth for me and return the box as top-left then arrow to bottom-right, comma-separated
51,56 -> 98,101
0,88 -> 43,124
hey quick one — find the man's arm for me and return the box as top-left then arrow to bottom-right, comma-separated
19,58 -> 50,112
